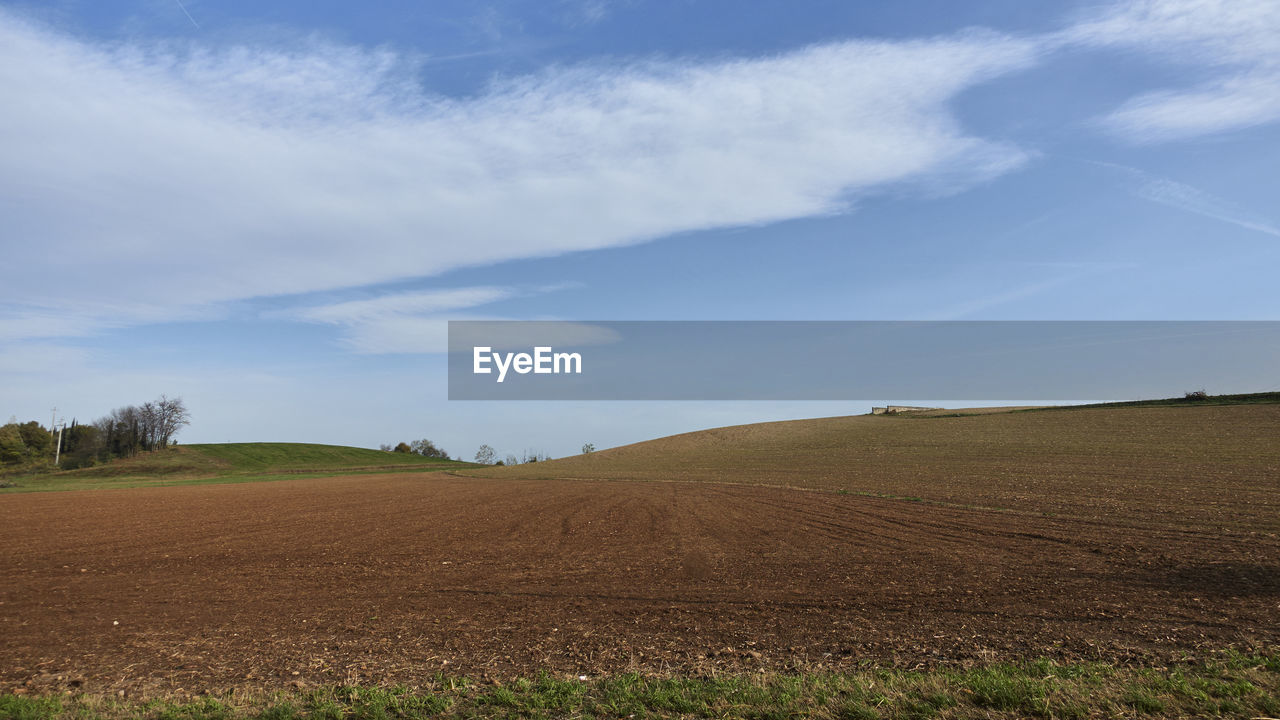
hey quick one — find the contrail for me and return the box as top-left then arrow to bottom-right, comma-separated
1092,160 -> 1280,240
174,0 -> 200,29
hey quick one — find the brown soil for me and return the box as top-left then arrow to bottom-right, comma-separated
2,471 -> 1277,696
475,404 -> 1280,534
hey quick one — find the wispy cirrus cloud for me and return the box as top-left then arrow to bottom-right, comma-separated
1096,161 -> 1280,238
278,286 -> 617,354
0,301 -> 223,343
0,8 -> 1037,341
1063,0 -> 1280,142
275,287 -> 515,353
285,287 -> 516,325
560,0 -> 617,26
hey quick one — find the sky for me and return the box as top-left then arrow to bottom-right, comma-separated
1,0 -> 1278,460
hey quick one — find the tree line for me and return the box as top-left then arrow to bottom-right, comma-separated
1,395 -> 190,470
377,440 -> 601,466
379,438 -> 451,459
376,440 -> 564,465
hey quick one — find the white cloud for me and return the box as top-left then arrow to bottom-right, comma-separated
330,316 -> 623,355
0,9 -> 1036,340
330,314 -> 459,355
447,320 -> 623,352
1064,0 -> 1280,141
275,286 -> 514,353
0,301 -> 221,342
279,287 -> 620,354
1103,72 -> 1280,141
286,287 -> 515,325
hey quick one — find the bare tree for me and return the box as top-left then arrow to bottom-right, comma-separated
520,449 -> 550,464
153,395 -> 190,447
474,444 -> 496,464
89,394 -> 190,459
140,401 -> 159,449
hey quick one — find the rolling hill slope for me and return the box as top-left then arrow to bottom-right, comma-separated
466,400 -> 1280,531
3,442 -> 476,492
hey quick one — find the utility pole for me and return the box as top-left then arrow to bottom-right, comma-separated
54,418 -> 65,467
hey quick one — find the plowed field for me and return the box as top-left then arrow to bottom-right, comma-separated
3,461 -> 1278,695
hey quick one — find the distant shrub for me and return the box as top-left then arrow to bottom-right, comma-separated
58,451 -> 99,470
410,438 -> 449,459
16,421 -> 52,456
1185,389 -> 1209,401
0,423 -> 25,463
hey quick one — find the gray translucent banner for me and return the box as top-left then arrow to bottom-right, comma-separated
447,321 -> 1280,400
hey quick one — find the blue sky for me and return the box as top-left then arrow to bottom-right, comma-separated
1,0 -> 1277,459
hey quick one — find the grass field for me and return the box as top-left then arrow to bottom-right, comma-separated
1,442 -> 477,493
5,653 -> 1278,719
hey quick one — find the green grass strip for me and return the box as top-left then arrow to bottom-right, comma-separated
3,652 -> 1277,719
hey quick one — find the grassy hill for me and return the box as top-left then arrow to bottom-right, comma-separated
465,395 -> 1280,531
2,442 -> 476,493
